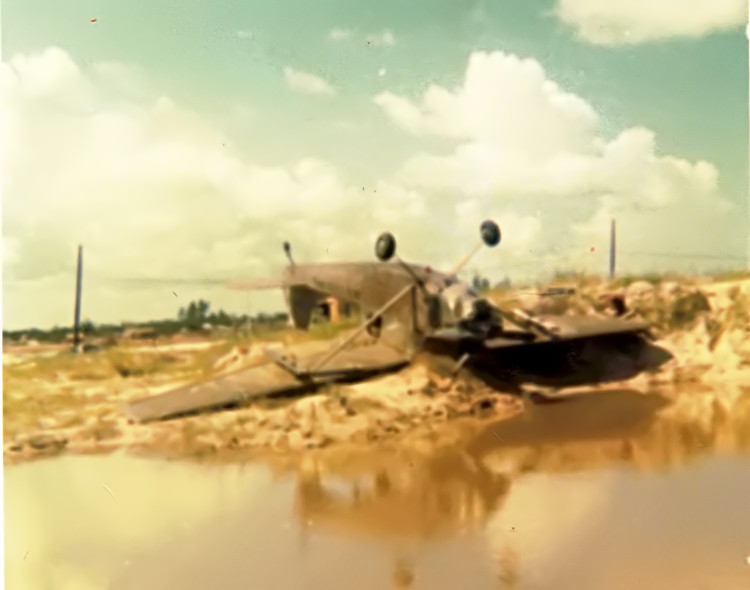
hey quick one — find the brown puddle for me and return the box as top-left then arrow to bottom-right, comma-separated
6,384 -> 750,590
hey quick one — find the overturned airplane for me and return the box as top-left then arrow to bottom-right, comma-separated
123,220 -> 673,423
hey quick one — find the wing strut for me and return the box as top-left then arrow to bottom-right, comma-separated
306,282 -> 416,374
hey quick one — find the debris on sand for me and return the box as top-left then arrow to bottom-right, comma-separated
4,278 -> 749,465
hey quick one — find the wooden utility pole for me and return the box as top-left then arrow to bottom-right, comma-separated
73,245 -> 83,352
609,218 -> 616,279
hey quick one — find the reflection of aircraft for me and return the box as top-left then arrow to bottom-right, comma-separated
295,448 -> 511,541
124,221 -> 673,423
290,389 -> 674,588
292,389 -> 670,539
291,388 -> 750,576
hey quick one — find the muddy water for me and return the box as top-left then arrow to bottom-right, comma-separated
6,387 -> 750,590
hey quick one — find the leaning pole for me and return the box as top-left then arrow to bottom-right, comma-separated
73,245 -> 83,352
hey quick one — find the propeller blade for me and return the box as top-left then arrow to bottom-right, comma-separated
97,277 -> 229,286
93,276 -> 286,290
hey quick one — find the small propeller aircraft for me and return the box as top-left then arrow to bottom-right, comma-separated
123,220 -> 673,423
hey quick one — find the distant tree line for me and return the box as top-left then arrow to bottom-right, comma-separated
3,299 -> 290,343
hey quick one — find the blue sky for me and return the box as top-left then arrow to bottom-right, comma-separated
2,0 -> 748,329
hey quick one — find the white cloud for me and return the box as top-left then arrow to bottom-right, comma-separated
330,28 -> 396,47
554,0 -> 748,45
375,50 -> 744,276
571,191 -> 742,276
2,48 -> 522,330
375,52 -> 599,150
366,29 -> 396,47
329,28 -> 353,41
454,200 -> 543,266
236,30 -> 254,40
3,47 -> 745,329
1,49 -> 355,328
283,67 -> 336,96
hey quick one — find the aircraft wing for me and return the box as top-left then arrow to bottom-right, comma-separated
425,314 -> 651,352
123,343 -> 409,423
528,315 -> 651,338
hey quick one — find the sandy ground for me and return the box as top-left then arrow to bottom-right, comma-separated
4,278 -> 749,466
2,343 -> 524,466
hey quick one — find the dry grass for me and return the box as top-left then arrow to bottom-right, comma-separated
107,350 -> 185,378
608,272 -> 694,289
705,270 -> 750,283
3,344 -> 211,440
2,320 -> 360,443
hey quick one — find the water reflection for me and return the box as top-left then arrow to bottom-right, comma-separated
6,386 -> 750,589
288,387 -> 750,588
295,444 -> 510,541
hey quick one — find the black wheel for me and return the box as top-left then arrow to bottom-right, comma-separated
480,220 -> 501,247
375,232 -> 396,261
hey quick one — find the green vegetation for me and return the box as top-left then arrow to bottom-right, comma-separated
178,299 -> 233,331
3,299 -> 291,345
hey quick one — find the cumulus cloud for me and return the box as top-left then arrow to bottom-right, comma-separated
554,0 -> 748,45
375,52 -> 599,150
283,67 -> 336,96
375,50 -> 744,274
366,29 -> 396,47
2,47 -> 522,329
3,47 -> 744,329
2,49 -> 355,327
328,28 -> 353,41
330,28 -> 396,47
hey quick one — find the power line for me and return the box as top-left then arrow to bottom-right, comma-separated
619,250 -> 748,261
